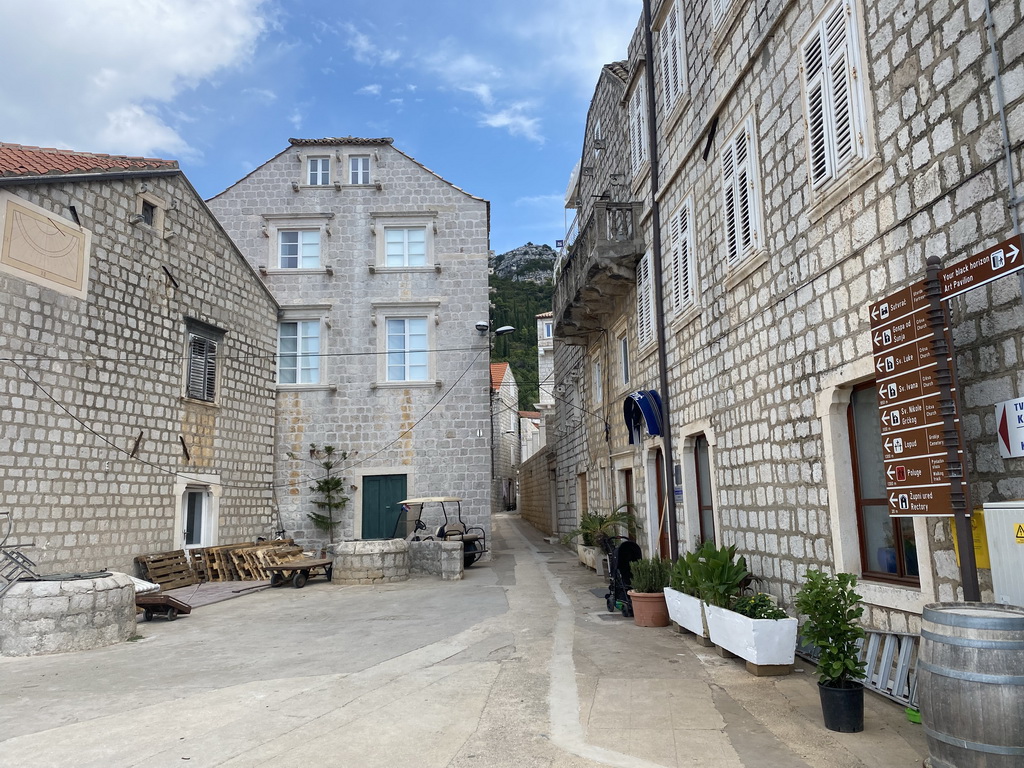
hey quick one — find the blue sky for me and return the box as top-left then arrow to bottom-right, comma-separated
0,0 -> 639,255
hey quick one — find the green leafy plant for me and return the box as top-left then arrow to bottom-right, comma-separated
561,505 -> 635,549
732,593 -> 788,620
681,541 -> 749,608
794,570 -> 866,687
670,548 -> 700,595
290,444 -> 350,544
629,555 -> 671,593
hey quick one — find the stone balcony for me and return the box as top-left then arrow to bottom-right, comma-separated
553,201 -> 645,343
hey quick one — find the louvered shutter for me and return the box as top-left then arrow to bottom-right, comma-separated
826,3 -> 855,173
629,83 -> 647,174
672,201 -> 693,309
736,126 -> 752,254
636,252 -> 653,346
722,142 -> 738,264
711,0 -> 728,25
662,1 -> 683,109
187,334 -> 217,401
803,31 -> 830,186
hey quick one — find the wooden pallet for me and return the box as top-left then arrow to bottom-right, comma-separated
134,550 -> 199,591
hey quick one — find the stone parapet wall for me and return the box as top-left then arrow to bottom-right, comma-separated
331,539 -> 410,584
0,573 -> 135,656
518,449 -> 554,535
408,539 -> 463,580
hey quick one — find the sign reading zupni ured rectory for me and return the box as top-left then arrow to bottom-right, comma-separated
869,279 -> 961,516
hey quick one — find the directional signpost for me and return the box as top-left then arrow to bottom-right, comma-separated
939,234 -> 1024,300
869,279 -> 964,518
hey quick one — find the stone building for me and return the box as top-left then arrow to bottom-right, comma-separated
490,362 -> 520,513
0,143 -> 279,575
208,138 -> 492,548
551,0 -> 1024,632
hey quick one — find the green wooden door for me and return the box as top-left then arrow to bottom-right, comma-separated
361,474 -> 407,539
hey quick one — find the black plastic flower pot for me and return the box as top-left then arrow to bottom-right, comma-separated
817,681 -> 864,733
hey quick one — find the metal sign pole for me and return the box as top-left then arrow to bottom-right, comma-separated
925,255 -> 981,601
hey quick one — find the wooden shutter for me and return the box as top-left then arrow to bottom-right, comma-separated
722,141 -> 738,263
187,334 -> 217,401
636,252 -> 653,346
629,83 -> 647,174
722,120 -> 759,264
671,201 -> 692,309
826,3 -> 855,172
662,1 -> 683,109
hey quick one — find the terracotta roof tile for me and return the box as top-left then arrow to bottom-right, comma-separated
0,142 -> 177,178
288,137 -> 394,146
536,311 -> 553,318
490,362 -> 510,390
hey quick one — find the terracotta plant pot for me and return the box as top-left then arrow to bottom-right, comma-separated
628,590 -> 670,627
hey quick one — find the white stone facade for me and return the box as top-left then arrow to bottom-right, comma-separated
553,0 -> 1024,630
490,363 -> 520,513
0,155 -> 279,576
208,139 -> 492,550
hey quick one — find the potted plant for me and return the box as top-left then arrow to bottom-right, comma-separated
665,547 -> 711,643
794,570 -> 867,733
561,505 -> 634,569
705,592 -> 799,675
627,555 -> 671,627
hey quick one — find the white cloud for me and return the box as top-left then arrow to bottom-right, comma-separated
242,88 -> 278,104
343,23 -> 401,66
459,84 -> 494,107
357,84 -> 383,96
0,0 -> 269,158
481,104 -> 544,144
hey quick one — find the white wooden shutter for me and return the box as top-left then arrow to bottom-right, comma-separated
711,0 -> 729,26
722,119 -> 759,264
661,1 -> 684,109
722,141 -> 738,264
628,83 -> 648,174
826,3 -> 855,172
671,200 -> 693,310
636,252 -> 653,346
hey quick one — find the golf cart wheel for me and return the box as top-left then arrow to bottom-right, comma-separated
605,593 -> 616,613
269,572 -> 283,587
143,608 -> 154,622
166,607 -> 178,621
292,571 -> 308,589
463,539 -> 481,568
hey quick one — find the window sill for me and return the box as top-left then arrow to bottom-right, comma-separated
671,303 -> 700,332
710,1 -> 745,58
857,579 -> 927,615
276,384 -> 337,393
260,267 -> 332,276
807,157 -> 883,225
181,396 -> 218,409
368,264 -> 442,274
371,380 -> 442,390
724,248 -> 769,291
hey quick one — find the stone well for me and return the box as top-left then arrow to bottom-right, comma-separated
0,572 -> 136,657
332,539 -> 410,584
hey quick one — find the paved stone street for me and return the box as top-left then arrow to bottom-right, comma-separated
0,514 -> 926,767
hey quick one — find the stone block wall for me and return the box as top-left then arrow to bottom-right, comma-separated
0,173 -> 278,575
518,448 -> 554,536
331,539 -> 410,584
0,573 -> 135,656
408,539 -> 463,580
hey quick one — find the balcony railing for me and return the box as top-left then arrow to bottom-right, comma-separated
553,201 -> 644,341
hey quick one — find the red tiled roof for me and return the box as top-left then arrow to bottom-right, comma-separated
490,362 -> 510,390
0,142 -> 177,178
536,311 -> 553,318
519,411 -> 541,419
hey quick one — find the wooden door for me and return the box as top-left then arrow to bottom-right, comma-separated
361,475 -> 407,539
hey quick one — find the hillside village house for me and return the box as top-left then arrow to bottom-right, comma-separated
207,138 -> 492,547
489,362 -> 520,513
546,0 -> 1024,633
0,143 -> 279,575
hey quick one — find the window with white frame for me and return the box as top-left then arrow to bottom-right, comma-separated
801,0 -> 869,190
386,316 -> 428,381
307,156 -> 331,185
278,320 -> 320,384
721,117 -> 763,265
544,321 -> 553,338
636,251 -> 654,347
659,0 -> 686,111
278,230 -> 320,269
185,322 -> 222,402
385,226 -> 427,267
711,0 -> 733,26
627,80 -> 648,175
350,155 -> 371,185
671,198 -> 694,310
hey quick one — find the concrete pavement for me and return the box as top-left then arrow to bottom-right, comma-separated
0,513 -> 927,767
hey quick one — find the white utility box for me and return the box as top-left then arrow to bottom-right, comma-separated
982,501 -> 1024,608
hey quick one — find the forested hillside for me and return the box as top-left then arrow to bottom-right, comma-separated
489,243 -> 555,411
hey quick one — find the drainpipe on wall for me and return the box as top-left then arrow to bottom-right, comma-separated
642,0 -> 679,560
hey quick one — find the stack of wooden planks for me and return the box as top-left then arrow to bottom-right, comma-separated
135,540 -> 302,589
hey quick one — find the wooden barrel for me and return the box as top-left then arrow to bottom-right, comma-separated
918,602 -> 1024,768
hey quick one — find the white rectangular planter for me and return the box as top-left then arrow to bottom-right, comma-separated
664,587 -> 707,638
577,544 -> 598,570
704,604 -> 798,666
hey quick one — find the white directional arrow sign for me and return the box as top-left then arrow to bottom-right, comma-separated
940,234 -> 1024,300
